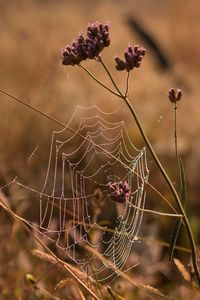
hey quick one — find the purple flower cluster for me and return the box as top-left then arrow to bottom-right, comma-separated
115,45 -> 146,71
61,22 -> 110,66
168,88 -> 182,103
107,181 -> 130,203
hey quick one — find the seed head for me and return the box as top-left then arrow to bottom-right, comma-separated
115,57 -> 126,71
115,45 -> 146,71
87,22 -> 110,51
168,88 -> 182,103
107,181 -> 130,203
61,22 -> 110,66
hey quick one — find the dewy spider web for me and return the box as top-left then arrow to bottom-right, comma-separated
4,105 -> 149,283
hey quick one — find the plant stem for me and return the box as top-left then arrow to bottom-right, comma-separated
125,71 -> 131,97
79,64 -> 120,97
0,196 -> 100,300
0,89 -> 179,215
128,201 -> 183,218
174,103 -> 181,189
121,95 -> 200,286
91,60 -> 200,286
98,57 -> 123,95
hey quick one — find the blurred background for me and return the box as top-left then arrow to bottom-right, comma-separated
0,0 -> 200,299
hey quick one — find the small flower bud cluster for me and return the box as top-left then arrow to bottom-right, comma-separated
115,45 -> 146,71
107,181 -> 130,203
61,22 -> 110,66
168,88 -> 182,103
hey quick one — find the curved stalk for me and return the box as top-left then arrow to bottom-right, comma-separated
95,59 -> 200,285
79,64 -> 120,97
122,96 -> 200,285
0,89 -> 179,215
98,57 -> 123,95
174,103 -> 179,167
125,71 -> 131,97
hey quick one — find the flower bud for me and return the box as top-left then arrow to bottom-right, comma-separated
115,57 -> 126,71
168,88 -> 182,103
115,44 -> 146,72
61,22 -> 111,66
107,181 -> 130,203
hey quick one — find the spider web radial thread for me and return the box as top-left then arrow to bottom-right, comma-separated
3,105 -> 149,283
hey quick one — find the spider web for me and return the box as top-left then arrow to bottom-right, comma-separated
3,105 -> 149,283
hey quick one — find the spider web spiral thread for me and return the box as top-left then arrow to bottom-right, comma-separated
3,105 -> 149,283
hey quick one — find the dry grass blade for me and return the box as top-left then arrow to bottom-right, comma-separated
173,258 -> 191,282
179,158 -> 187,207
129,201 -> 183,218
55,278 -> 76,291
169,219 -> 182,262
32,249 -> 94,284
84,245 -> 176,300
0,195 -> 100,300
32,249 -> 58,264
0,88 -> 181,217
107,286 -> 127,300
54,278 -> 86,300
0,187 -> 176,300
26,273 -> 60,300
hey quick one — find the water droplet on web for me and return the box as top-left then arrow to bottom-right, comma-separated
2,104 -> 149,284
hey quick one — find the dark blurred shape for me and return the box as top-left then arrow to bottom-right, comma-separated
127,16 -> 191,92
127,16 -> 172,71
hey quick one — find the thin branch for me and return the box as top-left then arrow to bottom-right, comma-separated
107,287 -> 118,300
0,89 -> 66,128
128,201 -> 183,218
78,64 -> 120,97
88,261 -> 104,300
98,57 -> 123,96
122,95 -> 200,285
138,236 -> 191,254
0,88 -> 179,215
125,71 -> 131,97
35,262 -> 59,284
174,103 -> 181,188
84,244 -> 175,300
0,196 -> 100,300
78,63 -> 200,285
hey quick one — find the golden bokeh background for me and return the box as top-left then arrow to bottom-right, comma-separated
0,0 -> 200,298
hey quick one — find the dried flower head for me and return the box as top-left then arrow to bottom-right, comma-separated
107,181 -> 130,203
168,88 -> 182,103
61,22 -> 110,66
115,45 -> 146,71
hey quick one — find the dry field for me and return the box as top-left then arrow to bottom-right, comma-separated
0,0 -> 200,299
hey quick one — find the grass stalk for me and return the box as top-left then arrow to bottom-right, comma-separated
96,59 -> 200,286
0,89 -> 179,215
